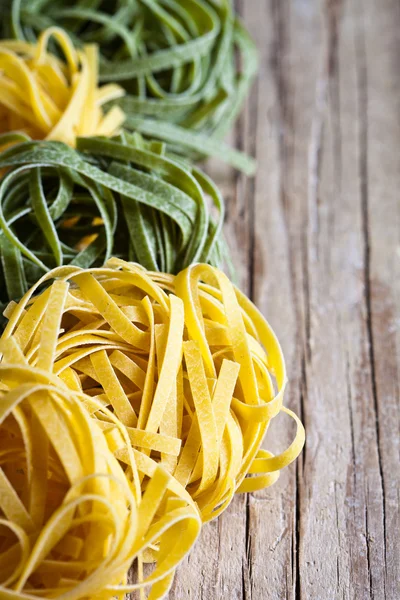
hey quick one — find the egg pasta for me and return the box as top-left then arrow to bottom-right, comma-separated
1,259 -> 305,524
0,27 -> 125,146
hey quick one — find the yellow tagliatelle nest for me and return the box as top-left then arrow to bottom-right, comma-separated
0,361 -> 201,599
0,258 -> 304,597
0,27 -> 125,147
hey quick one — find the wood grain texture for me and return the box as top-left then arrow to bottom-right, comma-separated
168,0 -> 399,598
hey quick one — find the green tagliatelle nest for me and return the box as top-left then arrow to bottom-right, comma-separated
0,131 -> 229,306
3,0 -> 258,174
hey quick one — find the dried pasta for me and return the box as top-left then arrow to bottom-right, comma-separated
1,259 -> 305,525
0,27 -> 125,146
2,0 -> 257,174
0,133 -> 228,307
0,345 -> 201,599
0,3 -> 306,597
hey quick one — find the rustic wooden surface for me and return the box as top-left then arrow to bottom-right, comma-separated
169,0 -> 400,598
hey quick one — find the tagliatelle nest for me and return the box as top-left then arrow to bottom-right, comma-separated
0,258 -> 304,600
0,134 -> 228,306
0,362 -> 201,599
0,27 -> 125,147
2,0 -> 258,174
2,258 -> 304,512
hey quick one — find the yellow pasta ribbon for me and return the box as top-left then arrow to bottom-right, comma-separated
0,28 -> 125,147
2,258 -> 304,513
0,258 -> 304,597
0,353 -> 200,599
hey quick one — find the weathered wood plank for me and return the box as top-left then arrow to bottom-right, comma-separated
362,0 -> 400,597
169,0 -> 398,598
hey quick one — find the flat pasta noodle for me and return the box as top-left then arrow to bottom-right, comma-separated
1,259 -> 305,530
0,27 -> 126,147
2,0 -> 258,174
0,356 -> 201,599
0,133 -> 229,308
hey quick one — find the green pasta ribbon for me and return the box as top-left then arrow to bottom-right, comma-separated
2,0 -> 258,174
0,131 -> 230,307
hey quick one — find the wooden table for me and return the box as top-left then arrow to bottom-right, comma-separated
169,1 -> 399,598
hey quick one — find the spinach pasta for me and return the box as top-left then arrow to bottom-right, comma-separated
0,132 -> 228,306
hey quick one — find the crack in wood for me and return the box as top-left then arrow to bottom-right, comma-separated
246,76 -> 259,303
365,488 -> 374,600
270,0 -> 293,220
240,495 -> 252,600
294,463 -> 301,600
334,481 -> 342,594
355,10 -> 387,599
345,351 -> 356,485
